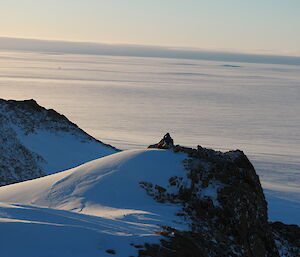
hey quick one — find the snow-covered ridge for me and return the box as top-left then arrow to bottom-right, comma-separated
0,149 -> 188,218
0,98 -> 118,185
0,140 -> 298,256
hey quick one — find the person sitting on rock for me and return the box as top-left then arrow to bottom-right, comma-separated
148,133 -> 175,149
157,133 -> 174,149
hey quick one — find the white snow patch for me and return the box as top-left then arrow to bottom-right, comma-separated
200,182 -> 223,207
15,128 -> 117,174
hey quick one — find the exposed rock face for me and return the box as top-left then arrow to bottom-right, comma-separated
0,99 -> 115,142
139,137 -> 299,256
0,99 -> 118,186
0,115 -> 44,185
271,222 -> 300,257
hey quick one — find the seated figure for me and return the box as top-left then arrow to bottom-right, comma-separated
148,133 -> 174,149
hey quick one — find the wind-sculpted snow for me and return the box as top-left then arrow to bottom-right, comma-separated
0,203 -> 161,257
0,99 -> 117,185
0,149 -> 190,257
0,150 -> 188,224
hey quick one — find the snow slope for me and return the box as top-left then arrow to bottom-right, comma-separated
17,128 -> 118,175
0,149 -> 189,257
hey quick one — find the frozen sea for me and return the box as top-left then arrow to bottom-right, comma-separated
0,51 -> 299,225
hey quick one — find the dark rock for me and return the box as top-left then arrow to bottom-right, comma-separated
138,139 -> 299,256
106,249 -> 116,254
271,222 -> 300,256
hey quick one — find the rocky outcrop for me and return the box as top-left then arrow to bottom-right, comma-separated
138,135 -> 299,257
0,115 -> 44,185
271,222 -> 300,257
0,99 -> 118,186
0,99 -> 116,144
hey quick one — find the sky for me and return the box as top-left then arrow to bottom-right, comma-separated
0,0 -> 300,56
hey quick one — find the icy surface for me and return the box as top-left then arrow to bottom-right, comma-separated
0,51 -> 299,225
0,203 -> 160,257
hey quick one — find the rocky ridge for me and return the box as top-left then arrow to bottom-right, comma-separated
0,98 -> 118,186
138,137 -> 300,257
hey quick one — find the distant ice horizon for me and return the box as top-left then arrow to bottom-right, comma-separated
1,36 -> 300,66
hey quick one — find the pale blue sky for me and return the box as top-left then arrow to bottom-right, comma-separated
0,0 -> 299,55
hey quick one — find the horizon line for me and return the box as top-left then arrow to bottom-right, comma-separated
1,36 -> 300,66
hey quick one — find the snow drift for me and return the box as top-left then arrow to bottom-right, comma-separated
0,149 -> 188,220
0,149 -> 189,257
